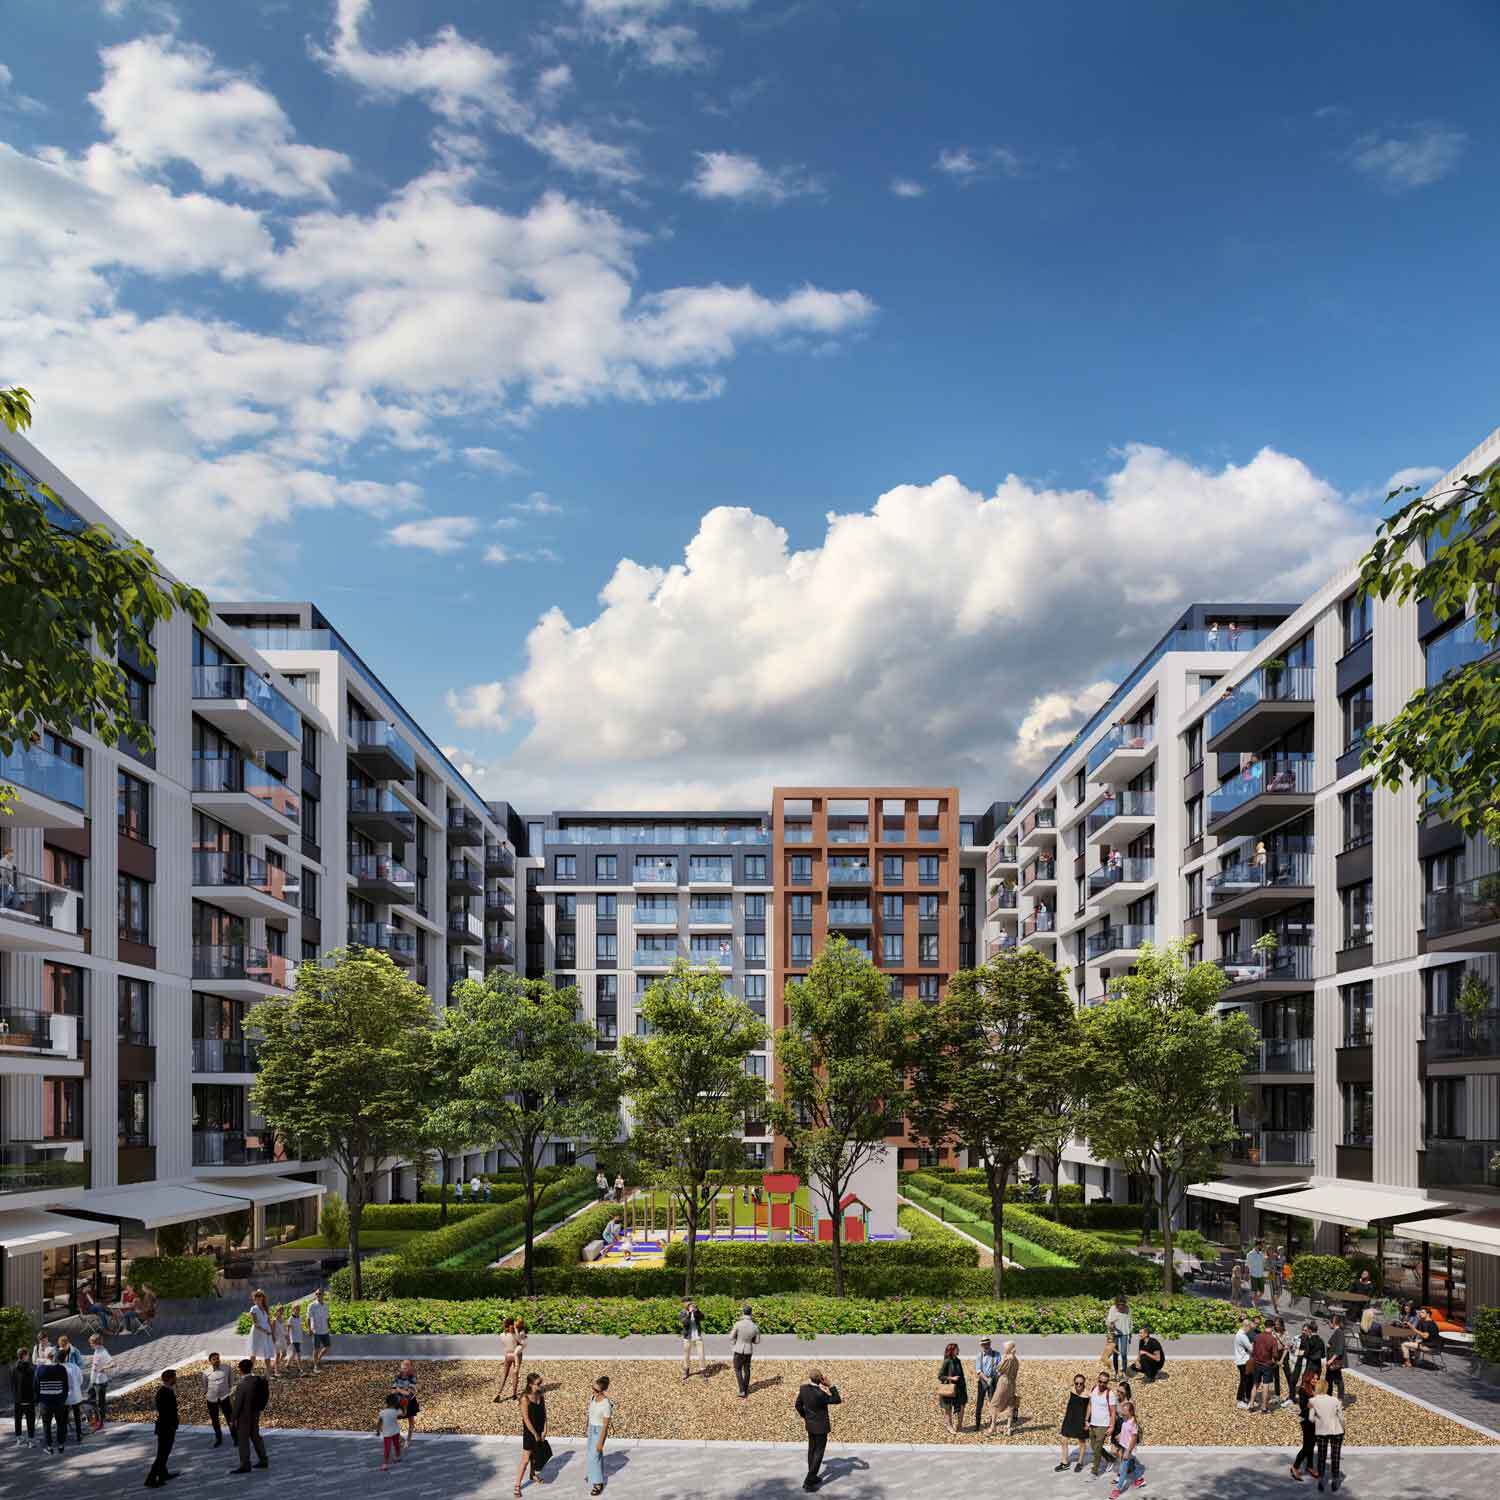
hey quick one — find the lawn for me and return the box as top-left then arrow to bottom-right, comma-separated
901,1184 -> 1074,1269
631,1186 -> 810,1232
281,1230 -> 423,1251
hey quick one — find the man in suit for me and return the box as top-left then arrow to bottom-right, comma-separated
228,1358 -> 269,1473
144,1369 -> 179,1487
793,1367 -> 841,1492
730,1303 -> 761,1399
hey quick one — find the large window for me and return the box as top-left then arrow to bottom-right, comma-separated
1342,591 -> 1373,652
882,932 -> 903,963
918,894 -> 939,919
1341,680 -> 1374,752
1342,782 -> 1373,850
117,774 -> 150,848
1342,1082 -> 1374,1147
791,933 -> 812,963
118,1082 -> 150,1147
121,666 -> 151,737
789,894 -> 812,919
596,933 -> 617,962
1185,868 -> 1203,918
918,934 -> 939,964
883,855 -> 904,883
881,894 -> 903,920
556,894 -> 577,920
44,1078 -> 83,1139
595,854 -> 617,881
1184,721 -> 1203,772
1341,880 -> 1373,948
744,855 -> 767,882
744,933 -> 765,964
554,855 -> 576,881
745,893 -> 766,918
596,893 -> 617,918
789,856 -> 812,885
556,933 -> 576,965
917,975 -> 940,1001
1341,980 -> 1373,1046
917,856 -> 939,885
118,978 -> 151,1045
118,873 -> 150,944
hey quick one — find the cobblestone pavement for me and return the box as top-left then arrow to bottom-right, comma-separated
1,1427 -> 1492,1499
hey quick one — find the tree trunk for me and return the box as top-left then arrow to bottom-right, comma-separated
348,1168 -> 366,1302
683,1185 -> 700,1297
1050,1151 -> 1062,1208
439,1156 -> 449,1225
829,1199 -> 845,1298
522,1160 -> 537,1297
986,1160 -> 1006,1297
1157,1170 -> 1176,1297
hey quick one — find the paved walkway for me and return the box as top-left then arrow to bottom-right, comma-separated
3,1427 -> 1491,1498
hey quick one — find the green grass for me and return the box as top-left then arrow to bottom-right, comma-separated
632,1186 -> 810,1231
1089,1228 -> 1150,1252
281,1230 -> 422,1251
440,1188 -> 600,1268
901,1183 -> 1076,1269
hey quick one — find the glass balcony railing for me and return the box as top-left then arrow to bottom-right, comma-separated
1216,944 -> 1314,987
1257,1130 -> 1314,1166
1093,789 -> 1155,828
1021,909 -> 1055,937
827,903 -> 873,925
1424,1010 -> 1500,1061
1249,1036 -> 1314,1073
1085,923 -> 1153,959
688,860 -> 734,883
347,923 -> 417,962
986,888 -> 1017,915
1423,1137 -> 1500,1190
690,940 -> 736,966
192,944 -> 295,988
485,893 -> 515,920
0,1007 -> 81,1058
191,1037 -> 260,1072
1086,721 -> 1157,774
689,901 -> 734,924
1021,858 -> 1057,887
634,902 -> 678,925
448,909 -> 484,943
191,850 -> 291,902
1207,756 -> 1315,821
986,933 -> 1017,958
547,822 -> 770,845
1087,858 -> 1155,894
447,857 -> 484,886
633,860 -> 679,884
828,863 -> 872,885
192,663 -> 301,738
349,852 -> 416,896
0,745 -> 85,809
1426,616 -> 1493,688
193,754 -> 300,824
1425,875 -> 1500,938
1019,806 -> 1056,839
0,1144 -> 87,1198
486,934 -> 515,963
345,718 -> 416,774
1207,851 -> 1314,903
634,944 -> 679,966
348,785 -> 414,828
485,847 -> 515,877
1207,665 -> 1316,741
827,825 -> 869,844
192,1131 -> 285,1168
446,806 -> 483,843
986,840 -> 1018,872
0,870 -> 81,934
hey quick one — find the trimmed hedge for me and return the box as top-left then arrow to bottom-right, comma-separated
361,1202 -> 507,1230
1289,1255 -> 1354,1300
661,1236 -> 979,1272
907,1174 -> 1123,1267
1474,1306 -> 1500,1366
441,1186 -> 601,1269
126,1255 -> 218,1299
899,1173 -> 1150,1231
418,1180 -> 528,1205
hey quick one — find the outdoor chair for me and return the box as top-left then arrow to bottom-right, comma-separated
1356,1329 -> 1387,1367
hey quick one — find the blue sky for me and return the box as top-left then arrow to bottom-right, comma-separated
2,1 -> 1496,807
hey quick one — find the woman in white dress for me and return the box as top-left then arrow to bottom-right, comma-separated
248,1289 -> 275,1375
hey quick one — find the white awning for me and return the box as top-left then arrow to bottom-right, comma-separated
59,1184 -> 247,1228
195,1175 -> 324,1208
1253,1183 -> 1453,1230
1393,1209 -> 1500,1258
1188,1179 -> 1305,1206
0,1208 -> 120,1254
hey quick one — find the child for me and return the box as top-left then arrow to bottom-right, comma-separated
392,1360 -> 420,1444
285,1306 -> 305,1377
1109,1399 -> 1145,1497
377,1393 -> 403,1471
272,1305 -> 290,1377
1107,1379 -> 1133,1463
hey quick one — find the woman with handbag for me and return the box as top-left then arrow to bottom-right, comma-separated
990,1341 -> 1023,1436
937,1342 -> 967,1435
515,1372 -> 551,1494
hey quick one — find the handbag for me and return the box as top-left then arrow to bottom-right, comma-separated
937,1380 -> 957,1399
531,1437 -> 554,1472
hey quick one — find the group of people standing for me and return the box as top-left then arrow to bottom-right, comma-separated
12,1332 -> 115,1453
247,1286 -> 333,1378
938,1337 -> 1023,1436
1233,1312 -> 1348,1410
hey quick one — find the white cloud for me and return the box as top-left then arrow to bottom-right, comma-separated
1014,682 -> 1114,769
512,491 -> 563,514
569,0 -> 753,70
687,150 -> 819,204
889,177 -> 925,199
446,681 -> 508,733
386,515 -> 481,552
461,446 -> 521,474
1385,465 -> 1444,494
935,145 -> 1023,181
0,62 -> 44,115
485,543 -> 561,565
1349,123 -> 1465,190
536,64 -> 573,102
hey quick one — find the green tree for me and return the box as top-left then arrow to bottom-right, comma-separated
1076,939 -> 1257,1294
417,1115 -> 477,1225
907,948 -> 1079,1295
247,948 -> 434,1299
1357,464 -> 1500,841
1025,989 -> 1091,1209
429,972 -> 622,1294
0,387 -> 209,759
770,935 -> 908,1298
619,960 -> 767,1296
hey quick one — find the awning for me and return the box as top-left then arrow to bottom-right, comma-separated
1188,1179 -> 1305,1206
0,1208 -> 120,1255
1393,1209 -> 1500,1258
1253,1183 -> 1453,1230
58,1184 -> 247,1228
195,1175 -> 324,1208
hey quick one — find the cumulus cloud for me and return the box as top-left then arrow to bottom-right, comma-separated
569,0 -> 753,70
935,145 -> 1022,181
687,150 -> 820,204
889,177 -> 925,198
512,492 -> 563,515
1385,465 -> 1444,494
446,682 -> 508,733
461,446 -> 521,474
386,515 -> 481,552
447,445 -> 1373,807
1349,123 -> 1465,190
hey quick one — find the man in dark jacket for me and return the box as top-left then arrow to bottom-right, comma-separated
35,1353 -> 70,1454
1325,1313 -> 1348,1402
144,1369 -> 179,1487
228,1358 -> 269,1473
793,1368 -> 842,1492
11,1347 -> 37,1446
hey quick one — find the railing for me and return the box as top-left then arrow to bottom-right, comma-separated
447,857 -> 484,886
192,1131 -> 284,1168
635,907 -> 678,930
191,1037 -> 259,1072
0,1144 -> 87,1198
547,823 -> 770,845
484,894 -> 515,919
1426,616 -> 1493,687
1423,1137 -> 1500,1190
986,888 -> 1017,916
446,806 -> 483,841
485,847 -> 515,876
192,944 -> 295,988
1020,806 -> 1056,838
634,944 -> 679,966
1021,858 -> 1057,887
1207,665 -> 1316,741
1425,875 -> 1500,939
1087,858 -> 1155,894
0,869 -> 81,934
192,662 -> 301,737
633,861 -> 679,885
986,841 -> 1018,872
348,851 -> 416,895
690,941 -> 736,966
1021,909 -> 1055,937
1249,1036 -> 1314,1073
828,864 -> 872,885
347,923 -> 418,961
1207,851 -> 1313,903
0,1008 -> 81,1058
0,745 -> 85,809
1086,800 -> 1119,837
1208,756 -> 1315,821
448,962 -> 483,988
1101,789 -> 1155,823
1086,721 -> 1157,774
1424,1010 -> 1500,1062
345,718 -> 415,773
486,936 -> 515,963
827,825 -> 869,844
986,933 -> 1017,957
1085,923 -> 1153,959
688,860 -> 734,883
783,825 -> 813,844
447,909 -> 484,943
193,754 -> 300,823
827,904 -> 873,924
192,850 -> 291,902
1342,1024 -> 1374,1049
1229,1130 -> 1314,1166
1216,945 -> 1314,987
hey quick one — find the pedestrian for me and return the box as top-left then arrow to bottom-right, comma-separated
494,1317 -> 521,1401
1250,1320 -> 1280,1414
470,1174 -> 482,1198
1085,1370 -> 1117,1478
585,1374 -> 614,1496
377,1392 -> 403,1471
36,1351 -> 69,1454
1106,1378 -> 1133,1464
271,1303 -> 289,1378
730,1302 -> 760,1399
1233,1317 -> 1256,1408
794,1367 -> 841,1492
613,1173 -> 625,1203
1109,1398 -> 1145,1497
1230,1259 -> 1247,1307
516,1371 -> 551,1494
392,1359 -> 420,1444
937,1341 -> 967,1435
1270,1317 -> 1292,1404
973,1336 -> 1000,1430
1136,1324 -> 1165,1383
455,1179 -> 465,1202
228,1356 -> 269,1474
1106,1295 -> 1132,1374
679,1299 -> 706,1380
1290,1370 -> 1319,1481
63,1339 -> 88,1442
32,1329 -> 56,1366
1309,1378 -> 1345,1492
285,1304 -> 305,1376
248,1289 -> 275,1376
143,1369 -> 180,1487
1055,1372 -> 1090,1472
596,1170 -> 608,1200
205,1351 -> 235,1447
306,1287 -> 332,1374
86,1332 -> 114,1429
11,1345 -> 37,1448
1207,621 -> 1220,649
992,1340 -> 1022,1436
1269,1245 -> 1287,1311
1293,1319 -> 1325,1389
1245,1240 -> 1267,1306
1324,1314 -> 1347,1404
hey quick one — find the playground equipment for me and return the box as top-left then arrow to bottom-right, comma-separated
618,1172 -> 815,1244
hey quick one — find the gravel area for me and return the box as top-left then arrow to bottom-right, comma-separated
108,1358 -> 1494,1448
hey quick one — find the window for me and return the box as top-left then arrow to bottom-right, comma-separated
960,818 -> 977,847
918,975 -> 940,1001
527,821 -> 544,856
118,978 -> 150,1045
1185,868 -> 1203,919
597,974 -> 618,1003
44,844 -> 84,893
883,855 -> 904,883
745,893 -> 766,918
553,1141 -> 578,1167
1341,981 -> 1373,1046
118,873 -> 150,944
744,974 -> 766,1012
789,856 -> 812,885
596,933 -> 617,961
744,1055 -> 767,1080
1342,591 -> 1373,652
918,934 -> 939,964
789,894 -> 812,919
635,854 -> 678,883
1185,795 -> 1203,845
881,894 -> 903,920
887,976 -> 904,1001
877,930 -> 902,965
745,854 -> 767,882
1342,783 -> 1374,850
116,769 -> 150,841
118,1082 -> 150,1148
554,855 -> 577,881
918,894 -> 939,919
556,933 -> 576,965
1185,721 -> 1203,771
917,856 -> 939,885
791,933 -> 812,962
690,856 -> 733,882
44,1078 -> 83,1139
595,854 -> 617,881
301,869 -> 318,917
744,933 -> 765,964
301,790 -> 319,852
556,893 -> 577,920
1341,680 -> 1374,751
596,893 -> 617,918
636,894 -> 677,924
121,667 -> 150,739
1341,880 -> 1373,948
1424,963 -> 1465,1017
1342,1082 -> 1374,1147
301,718 -> 319,770
1426,1075 -> 1466,1139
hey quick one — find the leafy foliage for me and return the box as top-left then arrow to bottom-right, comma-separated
0,1304 -> 37,1359
1288,1255 -> 1355,1300
125,1255 -> 218,1299
1474,1305 -> 1500,1366
318,1194 -> 349,1247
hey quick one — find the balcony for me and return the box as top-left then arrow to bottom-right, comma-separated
0,745 -> 85,830
827,902 -> 873,927
1208,852 -> 1314,923
828,863 -> 872,886
1087,789 -> 1155,845
1246,1036 -> 1314,1076
0,870 -> 84,954
192,1131 -> 285,1169
348,786 -> 416,844
1206,665 -> 1316,754
191,1037 -> 259,1074
1426,615 -> 1495,688
192,944 -> 295,995
633,860 -> 679,887
446,858 -> 485,897
446,806 -> 484,846
986,933 -> 1017,958
634,944 -> 679,970
0,1142 -> 87,1198
191,663 -> 301,753
1086,721 -> 1157,784
348,852 -> 417,906
1424,1010 -> 1500,1063
345,719 -> 415,782
633,903 -> 678,927
1206,756 -> 1315,839
347,922 -> 418,966
689,901 -> 735,928
1424,875 -> 1500,955
1085,922 -> 1153,965
485,934 -> 515,966
485,846 -> 515,878
688,860 -> 734,887
826,824 -> 869,845
447,961 -> 483,989
986,840 -> 1019,874
1086,858 -> 1156,911
986,887 -> 1018,920
1423,1137 -> 1500,1192
447,909 -> 484,947
1216,943 -> 1314,999
690,940 -> 736,968
0,1007 -> 81,1063
1228,1130 -> 1314,1167
1017,806 -> 1057,849
1020,857 -> 1057,892
485,893 -> 515,922
194,754 -> 301,838
1021,908 -> 1057,942
192,850 -> 297,920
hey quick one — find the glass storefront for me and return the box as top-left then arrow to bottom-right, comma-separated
40,1233 -> 122,1319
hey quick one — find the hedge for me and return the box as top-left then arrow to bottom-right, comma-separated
1474,1306 -> 1500,1366
0,1304 -> 36,1360
418,1180 -> 528,1206
1289,1255 -> 1354,1301
661,1235 -> 979,1272
906,1174 -> 1124,1267
440,1185 -> 601,1269
360,1202 -> 507,1230
899,1174 -> 1150,1232
126,1255 -> 218,1300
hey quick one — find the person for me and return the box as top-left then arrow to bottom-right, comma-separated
937,1341 -> 966,1435
87,1332 -> 114,1429
38,1350 -> 71,1453
63,1339 -> 88,1443
794,1367 -> 841,1492
1250,1320 -> 1280,1414
12,1345 -> 37,1448
137,1283 -> 160,1335
680,1299 -> 705,1380
1233,1317 -> 1256,1408
1106,1378 -> 1133,1464
1085,1370 -> 1117,1478
1136,1325 -> 1164,1383
1228,620 -> 1240,649
1290,1370 -> 1319,1482
992,1341 -> 1022,1436
1293,1320 -> 1325,1389
119,1285 -> 144,1335
205,1351 -> 234,1447
271,1304 -> 289,1378
455,1180 -> 465,1202
377,1392 -> 403,1471
392,1359 -> 420,1444
1324,1312 -> 1348,1403
613,1173 -> 625,1203
1355,1269 -> 1374,1294
144,1368 -> 179,1487
730,1302 -> 760,1399
1359,1302 -> 1378,1335
1269,1245 -> 1287,1311
248,1290 -> 275,1376
78,1283 -> 115,1337
285,1305 -> 305,1376
1251,841 -> 1268,872
602,1217 -> 620,1249
1309,1378 -> 1345,1492
1055,1372 -> 1090,1473
1109,1397 -> 1144,1497
1229,1260 -> 1246,1308
1402,1308 -> 1442,1369
1106,1295 -> 1132,1375
32,1329 -> 56,1366
596,1170 -> 608,1199
228,1356 -> 269,1473
494,1317 -> 521,1401
516,1371 -> 549,1494
470,1175 -> 482,1198
1270,1317 -> 1292,1404
1245,1240 -> 1267,1305
1207,621 -> 1220,649
585,1374 -> 614,1496
973,1336 -> 1000,1429
306,1287 -> 332,1374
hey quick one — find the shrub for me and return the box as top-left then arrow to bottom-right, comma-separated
531,1203 -> 618,1270
661,1236 -> 978,1272
1172,1230 -> 1209,1256
1055,1182 -> 1085,1207
223,1209 -> 252,1252
319,1194 -> 349,1247
907,1174 -> 1123,1267
361,1202 -> 502,1230
0,1304 -> 36,1361
418,1180 -> 527,1205
1473,1306 -> 1500,1366
126,1255 -> 218,1299
1289,1255 -> 1353,1300
155,1221 -> 193,1257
